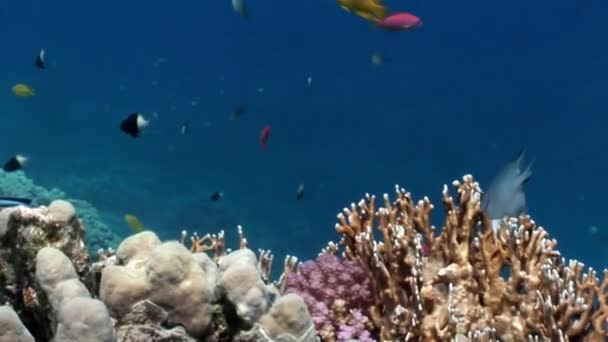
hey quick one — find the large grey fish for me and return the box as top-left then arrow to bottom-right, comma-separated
481,149 -> 533,230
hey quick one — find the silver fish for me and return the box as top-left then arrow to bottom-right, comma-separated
481,148 -> 533,230
0,197 -> 31,208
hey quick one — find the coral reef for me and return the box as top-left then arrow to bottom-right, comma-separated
0,305 -> 34,342
0,204 -> 317,341
0,201 -> 92,340
0,170 -> 122,253
303,174 -> 606,341
1,173 -> 607,341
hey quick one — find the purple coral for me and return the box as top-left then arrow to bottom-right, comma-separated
337,309 -> 375,342
285,254 -> 375,341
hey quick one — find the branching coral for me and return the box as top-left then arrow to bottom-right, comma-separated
322,174 -> 608,341
182,225 -> 274,282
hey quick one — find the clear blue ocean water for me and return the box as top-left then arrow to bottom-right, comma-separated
1,0 -> 607,271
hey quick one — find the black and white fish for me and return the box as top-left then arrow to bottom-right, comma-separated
481,148 -> 533,230
210,191 -> 224,201
120,113 -> 149,138
35,49 -> 45,69
296,183 -> 305,200
3,154 -> 28,172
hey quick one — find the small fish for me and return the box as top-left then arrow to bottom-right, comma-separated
120,113 -> 149,138
589,225 -> 599,235
210,191 -> 224,201
124,214 -> 145,234
259,125 -> 271,151
337,0 -> 388,21
296,184 -> 305,200
35,49 -> 45,69
307,77 -> 312,86
0,197 -> 31,208
371,51 -> 383,65
181,121 -> 189,135
12,83 -> 35,97
191,96 -> 200,107
374,12 -> 423,31
152,57 -> 168,68
3,154 -> 28,172
229,106 -> 246,121
482,148 -> 533,230
232,0 -> 249,19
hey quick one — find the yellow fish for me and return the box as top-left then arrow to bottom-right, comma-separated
124,214 -> 145,234
12,83 -> 35,97
337,0 -> 387,21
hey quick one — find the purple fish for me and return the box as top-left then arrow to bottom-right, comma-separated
375,12 -> 422,31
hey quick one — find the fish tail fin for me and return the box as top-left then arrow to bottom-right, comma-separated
514,147 -> 533,181
515,147 -> 526,165
521,158 -> 534,184
371,2 -> 388,20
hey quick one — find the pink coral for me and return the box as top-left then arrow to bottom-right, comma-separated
337,309 -> 375,342
285,254 -> 375,341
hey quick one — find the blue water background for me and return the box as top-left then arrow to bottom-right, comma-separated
1,0 -> 607,271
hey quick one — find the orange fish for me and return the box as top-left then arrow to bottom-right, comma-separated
337,0 -> 388,21
259,125 -> 271,150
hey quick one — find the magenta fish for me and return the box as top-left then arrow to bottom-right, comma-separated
375,12 -> 422,31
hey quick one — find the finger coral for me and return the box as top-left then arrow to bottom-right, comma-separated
323,174 -> 608,341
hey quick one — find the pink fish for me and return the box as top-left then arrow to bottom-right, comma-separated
375,12 -> 422,31
259,125 -> 271,151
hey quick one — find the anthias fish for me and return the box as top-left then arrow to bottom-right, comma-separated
259,125 -> 271,150
337,0 -> 388,21
375,12 -> 422,31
